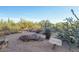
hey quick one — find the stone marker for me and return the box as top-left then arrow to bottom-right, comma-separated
49,38 -> 62,46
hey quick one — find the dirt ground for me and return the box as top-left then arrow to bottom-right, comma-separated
0,31 -> 79,52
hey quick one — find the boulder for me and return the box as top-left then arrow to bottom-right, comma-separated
19,35 -> 29,41
18,33 -> 45,42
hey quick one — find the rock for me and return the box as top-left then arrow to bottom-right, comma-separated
0,36 -> 9,49
18,33 -> 45,42
49,38 -> 62,46
19,35 -> 29,41
1,41 -> 8,48
0,39 -> 8,49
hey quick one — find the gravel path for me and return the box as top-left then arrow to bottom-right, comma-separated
0,31 -> 79,52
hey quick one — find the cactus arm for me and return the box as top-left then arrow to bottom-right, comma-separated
71,9 -> 79,20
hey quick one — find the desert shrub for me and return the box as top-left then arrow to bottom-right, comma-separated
44,28 -> 51,39
57,17 -> 79,48
57,9 -> 79,49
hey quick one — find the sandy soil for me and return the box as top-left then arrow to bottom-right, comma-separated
0,31 -> 79,52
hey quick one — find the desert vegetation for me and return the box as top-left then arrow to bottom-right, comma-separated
0,9 -> 79,51
0,18 -> 54,35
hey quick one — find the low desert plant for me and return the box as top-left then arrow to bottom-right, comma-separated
57,17 -> 79,49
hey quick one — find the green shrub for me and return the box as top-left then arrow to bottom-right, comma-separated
57,17 -> 79,48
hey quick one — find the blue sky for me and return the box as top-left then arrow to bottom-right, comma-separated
0,6 -> 79,23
